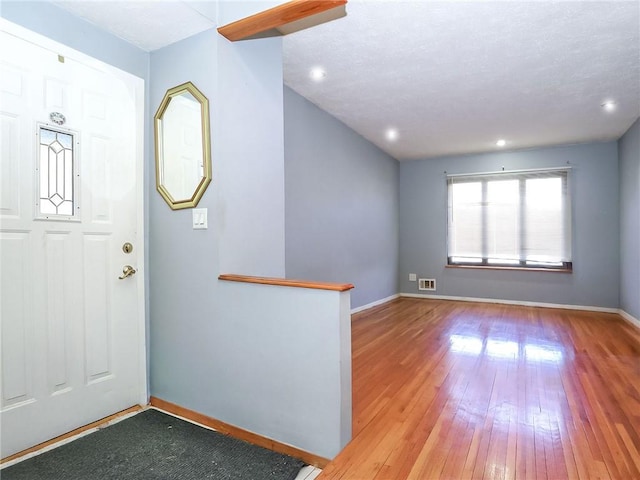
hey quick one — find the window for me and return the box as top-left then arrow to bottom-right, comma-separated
37,126 -> 78,219
447,168 -> 571,270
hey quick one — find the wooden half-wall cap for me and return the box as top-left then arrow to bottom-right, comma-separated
219,274 -> 354,292
218,0 -> 348,41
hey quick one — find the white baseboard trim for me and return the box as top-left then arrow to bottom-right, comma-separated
348,292 -> 639,327
399,293 -> 620,314
351,294 -> 400,314
618,309 -> 640,330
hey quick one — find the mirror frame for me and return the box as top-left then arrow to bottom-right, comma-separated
154,81 -> 212,210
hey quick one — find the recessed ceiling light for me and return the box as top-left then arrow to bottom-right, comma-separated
496,139 -> 507,147
309,67 -> 326,82
385,128 -> 399,142
601,101 -> 617,112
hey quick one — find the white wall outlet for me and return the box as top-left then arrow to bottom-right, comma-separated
192,208 -> 208,230
408,273 -> 417,282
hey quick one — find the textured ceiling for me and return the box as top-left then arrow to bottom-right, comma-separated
283,1 -> 640,160
53,1 -> 217,51
51,1 -> 639,161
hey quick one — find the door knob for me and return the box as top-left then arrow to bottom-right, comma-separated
118,265 -> 137,279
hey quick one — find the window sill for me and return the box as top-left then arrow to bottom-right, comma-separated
446,265 -> 572,273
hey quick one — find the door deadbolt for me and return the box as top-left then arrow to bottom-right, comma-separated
122,242 -> 133,254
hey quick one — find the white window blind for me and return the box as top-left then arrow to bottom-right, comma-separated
447,168 -> 572,270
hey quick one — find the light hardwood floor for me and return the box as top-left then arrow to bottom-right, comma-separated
319,298 -> 640,480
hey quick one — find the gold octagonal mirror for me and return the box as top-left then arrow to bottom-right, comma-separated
154,81 -> 211,210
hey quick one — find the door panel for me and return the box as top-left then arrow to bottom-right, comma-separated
84,234 -> 112,382
0,112 -> 21,218
0,25 -> 145,459
0,233 -> 33,409
44,231 -> 72,394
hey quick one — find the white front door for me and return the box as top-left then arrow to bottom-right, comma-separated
0,22 -> 146,459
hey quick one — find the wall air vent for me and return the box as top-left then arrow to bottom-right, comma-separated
418,278 -> 436,291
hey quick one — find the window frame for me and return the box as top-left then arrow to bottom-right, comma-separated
446,167 -> 572,272
35,123 -> 81,222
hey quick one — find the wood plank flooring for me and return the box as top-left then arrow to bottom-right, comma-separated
319,298 -> 640,480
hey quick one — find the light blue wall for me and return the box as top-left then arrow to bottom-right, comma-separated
214,281 -> 352,458
399,142 -> 620,308
284,87 -> 399,309
148,28 -> 221,405
149,13 -> 287,410
1,1 -> 149,79
217,36 -> 285,276
619,118 -> 640,319
149,4 -> 348,458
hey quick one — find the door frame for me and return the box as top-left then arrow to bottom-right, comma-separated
0,18 -> 148,408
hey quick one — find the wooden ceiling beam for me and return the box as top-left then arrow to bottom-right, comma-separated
218,0 -> 347,42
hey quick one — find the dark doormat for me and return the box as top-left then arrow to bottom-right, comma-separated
2,409 -> 305,480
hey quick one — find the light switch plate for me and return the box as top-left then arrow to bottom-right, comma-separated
192,208 -> 208,230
